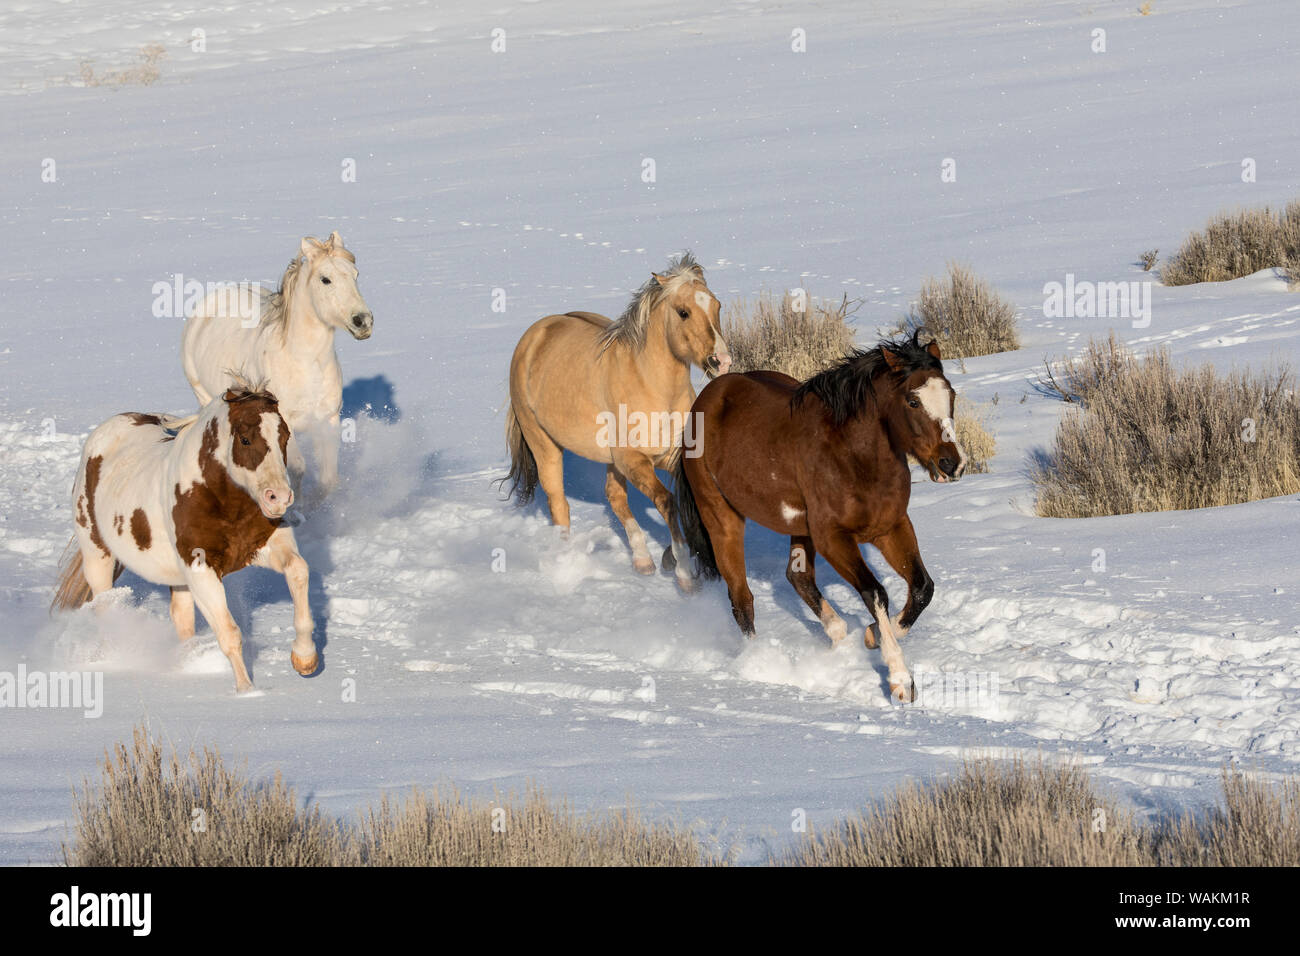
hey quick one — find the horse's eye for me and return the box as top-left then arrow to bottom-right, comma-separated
908,399 -> 920,408
321,277 -> 332,285
240,437 -> 251,446
678,309 -> 689,319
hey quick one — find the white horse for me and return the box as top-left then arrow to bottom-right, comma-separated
52,384 -> 317,692
180,231 -> 373,503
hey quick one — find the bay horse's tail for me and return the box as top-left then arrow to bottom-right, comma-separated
500,401 -> 539,504
50,538 -> 120,613
672,458 -> 718,580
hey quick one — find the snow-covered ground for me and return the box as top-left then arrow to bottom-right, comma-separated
2,0 -> 1298,864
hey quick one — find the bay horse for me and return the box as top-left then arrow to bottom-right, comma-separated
503,252 -> 731,590
674,332 -> 967,701
181,231 -> 373,504
51,383 -> 318,692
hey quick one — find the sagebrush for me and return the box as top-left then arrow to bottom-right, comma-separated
1033,334 -> 1300,517
898,263 -> 1020,357
1161,201 -> 1300,286
723,292 -> 857,381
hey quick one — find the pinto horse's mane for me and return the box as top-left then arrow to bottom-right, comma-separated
792,330 -> 942,427
599,251 -> 706,353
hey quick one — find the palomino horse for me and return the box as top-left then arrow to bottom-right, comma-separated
180,231 -> 373,503
503,252 -> 731,589
674,332 -> 967,701
51,384 -> 318,692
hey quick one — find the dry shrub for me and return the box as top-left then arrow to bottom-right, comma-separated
785,758 -> 1149,867
1033,334 -> 1300,517
954,395 -> 996,473
64,725 -> 710,867
1157,767 -> 1300,866
63,726 -> 348,866
1161,202 -> 1300,285
359,789 -> 705,866
1140,249 -> 1159,271
78,44 -> 167,88
723,292 -> 857,380
899,263 -> 1020,358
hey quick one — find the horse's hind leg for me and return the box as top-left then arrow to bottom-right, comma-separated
817,530 -> 914,702
518,416 -> 569,530
871,517 -> 934,643
687,480 -> 752,635
169,586 -> 195,641
786,536 -> 847,645
605,466 -> 655,574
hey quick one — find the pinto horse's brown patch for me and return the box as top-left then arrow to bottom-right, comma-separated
172,417 -> 281,578
81,455 -> 110,557
127,413 -> 163,427
130,508 -> 152,550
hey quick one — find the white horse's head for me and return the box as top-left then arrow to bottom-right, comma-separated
300,231 -> 373,340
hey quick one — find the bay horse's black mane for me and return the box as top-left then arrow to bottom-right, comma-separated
792,330 -> 941,427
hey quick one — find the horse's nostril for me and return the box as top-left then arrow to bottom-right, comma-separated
939,458 -> 957,476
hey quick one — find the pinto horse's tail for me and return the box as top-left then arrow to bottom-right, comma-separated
672,458 -> 718,580
50,539 -> 114,613
500,402 -> 539,504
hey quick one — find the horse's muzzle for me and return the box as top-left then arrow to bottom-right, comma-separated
705,352 -> 732,378
348,312 -> 374,340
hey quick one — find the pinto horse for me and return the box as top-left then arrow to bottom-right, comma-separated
674,332 -> 967,701
181,231 -> 373,504
51,384 -> 318,692
503,252 -> 731,589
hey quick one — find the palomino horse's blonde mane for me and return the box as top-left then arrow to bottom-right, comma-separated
599,251 -> 706,353
261,244 -> 357,344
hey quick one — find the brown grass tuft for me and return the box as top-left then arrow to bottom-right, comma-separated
1161,202 -> 1300,285
1033,334 -> 1300,517
954,396 -> 996,473
77,44 -> 167,89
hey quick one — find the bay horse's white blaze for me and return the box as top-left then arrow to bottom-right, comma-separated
180,231 -> 373,504
912,375 -> 968,479
51,386 -> 317,693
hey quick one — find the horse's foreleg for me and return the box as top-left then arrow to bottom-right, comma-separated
786,536 -> 847,645
871,517 -> 934,642
286,432 -> 307,501
604,466 -> 655,574
817,531 -> 914,702
255,528 -> 318,676
169,586 -> 195,641
314,414 -> 341,498
184,565 -> 253,692
615,451 -> 694,592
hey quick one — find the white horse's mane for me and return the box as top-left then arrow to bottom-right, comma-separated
261,245 -> 357,343
599,251 -> 706,353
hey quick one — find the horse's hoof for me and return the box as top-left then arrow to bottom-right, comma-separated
633,555 -> 657,575
864,625 -> 879,650
891,680 -> 916,703
661,546 -> 677,571
291,650 -> 319,676
234,679 -> 254,694
674,572 -> 698,595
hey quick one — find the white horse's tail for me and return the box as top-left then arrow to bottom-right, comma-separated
158,412 -> 200,435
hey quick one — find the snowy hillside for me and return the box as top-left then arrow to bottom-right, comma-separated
2,0 -> 1298,864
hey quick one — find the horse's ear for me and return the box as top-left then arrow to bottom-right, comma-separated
300,236 -> 325,258
221,388 -> 240,403
326,230 -> 343,250
651,272 -> 668,286
881,348 -> 907,372
926,339 -> 942,361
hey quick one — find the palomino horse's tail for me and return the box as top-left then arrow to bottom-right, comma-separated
500,402 -> 539,504
50,539 -> 120,613
671,458 -> 718,579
